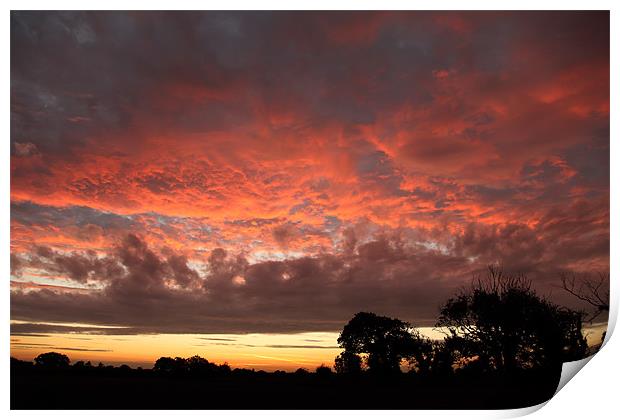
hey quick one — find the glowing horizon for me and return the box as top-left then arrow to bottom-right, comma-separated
10,322 -> 608,371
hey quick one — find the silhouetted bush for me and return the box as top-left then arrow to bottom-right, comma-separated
294,367 -> 309,376
34,352 -> 70,369
315,364 -> 333,377
11,357 -> 33,371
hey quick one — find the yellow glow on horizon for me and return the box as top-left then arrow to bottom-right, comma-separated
9,326 -> 444,371
10,324 -> 606,371
10,331 -> 342,370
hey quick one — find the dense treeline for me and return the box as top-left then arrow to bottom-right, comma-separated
333,267 -> 592,376
10,353 -> 564,409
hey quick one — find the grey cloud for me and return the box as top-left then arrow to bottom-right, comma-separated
19,246 -> 124,284
198,337 -> 236,342
52,347 -> 111,352
10,333 -> 51,337
12,232 -> 469,334
272,222 -> 300,248
11,254 -> 23,276
11,221 -> 608,335
11,201 -> 138,232
202,343 -> 340,349
12,142 -> 39,157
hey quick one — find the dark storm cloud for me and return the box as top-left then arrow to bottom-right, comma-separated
12,234 -> 201,290
27,246 -> 124,284
10,323 -> 137,336
451,198 -> 609,283
11,233 -> 464,333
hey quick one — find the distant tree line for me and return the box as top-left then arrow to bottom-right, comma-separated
153,355 -> 231,376
10,352 -> 335,378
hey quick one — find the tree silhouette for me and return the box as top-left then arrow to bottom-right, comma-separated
11,356 -> 33,370
72,360 -> 90,370
427,340 -> 457,377
219,362 -> 231,375
153,355 -> 230,376
34,352 -> 70,369
153,356 -> 186,374
336,311 -> 429,374
294,367 -> 309,376
186,355 -> 213,374
560,271 -> 609,322
406,336 -> 435,375
334,351 -> 362,374
315,365 -> 333,377
437,266 -> 588,373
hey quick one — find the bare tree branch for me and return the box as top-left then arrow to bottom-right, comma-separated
560,272 -> 609,322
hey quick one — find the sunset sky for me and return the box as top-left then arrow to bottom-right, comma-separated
10,11 -> 609,370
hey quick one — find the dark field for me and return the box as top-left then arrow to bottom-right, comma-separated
11,367 -> 561,410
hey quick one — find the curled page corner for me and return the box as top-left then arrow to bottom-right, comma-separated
507,356 -> 598,419
554,355 -> 594,396
501,401 -> 549,418
554,301 -> 614,397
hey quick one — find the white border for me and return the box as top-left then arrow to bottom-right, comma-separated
3,2 -> 617,419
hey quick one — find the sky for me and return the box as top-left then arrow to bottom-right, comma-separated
10,11 -> 609,369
